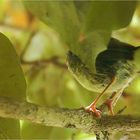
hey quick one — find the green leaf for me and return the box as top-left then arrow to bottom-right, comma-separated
24,1 -> 111,72
72,31 -> 111,73
24,1 -> 136,39
0,32 -> 26,99
23,1 -> 80,46
84,1 -> 136,32
0,32 -> 26,138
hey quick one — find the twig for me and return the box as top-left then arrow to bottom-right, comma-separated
117,106 -> 127,115
0,96 -> 140,135
21,58 -> 67,69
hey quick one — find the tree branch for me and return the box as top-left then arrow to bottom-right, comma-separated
21,57 -> 67,69
0,96 -> 140,134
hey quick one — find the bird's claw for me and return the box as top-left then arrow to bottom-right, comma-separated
104,99 -> 114,116
85,105 -> 102,118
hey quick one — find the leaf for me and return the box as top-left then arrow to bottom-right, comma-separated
23,1 -> 111,72
0,32 -> 26,138
73,31 -> 111,73
0,32 -> 26,99
23,1 -> 136,73
23,1 -> 80,46
84,1 -> 136,32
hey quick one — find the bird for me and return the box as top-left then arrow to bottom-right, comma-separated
67,37 -> 140,117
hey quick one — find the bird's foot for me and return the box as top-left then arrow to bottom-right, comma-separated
104,99 -> 114,116
85,105 -> 102,118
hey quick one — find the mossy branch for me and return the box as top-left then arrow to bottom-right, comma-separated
0,96 -> 140,134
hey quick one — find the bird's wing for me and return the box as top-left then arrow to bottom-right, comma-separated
107,38 -> 138,52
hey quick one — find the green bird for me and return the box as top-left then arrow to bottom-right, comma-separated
67,38 -> 140,117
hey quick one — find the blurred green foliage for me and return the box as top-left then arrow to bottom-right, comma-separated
0,0 -> 140,139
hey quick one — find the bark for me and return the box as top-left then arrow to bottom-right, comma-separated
0,96 -> 139,134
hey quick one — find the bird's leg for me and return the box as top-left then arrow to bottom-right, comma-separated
104,92 -> 117,116
104,88 -> 124,116
85,77 -> 116,117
